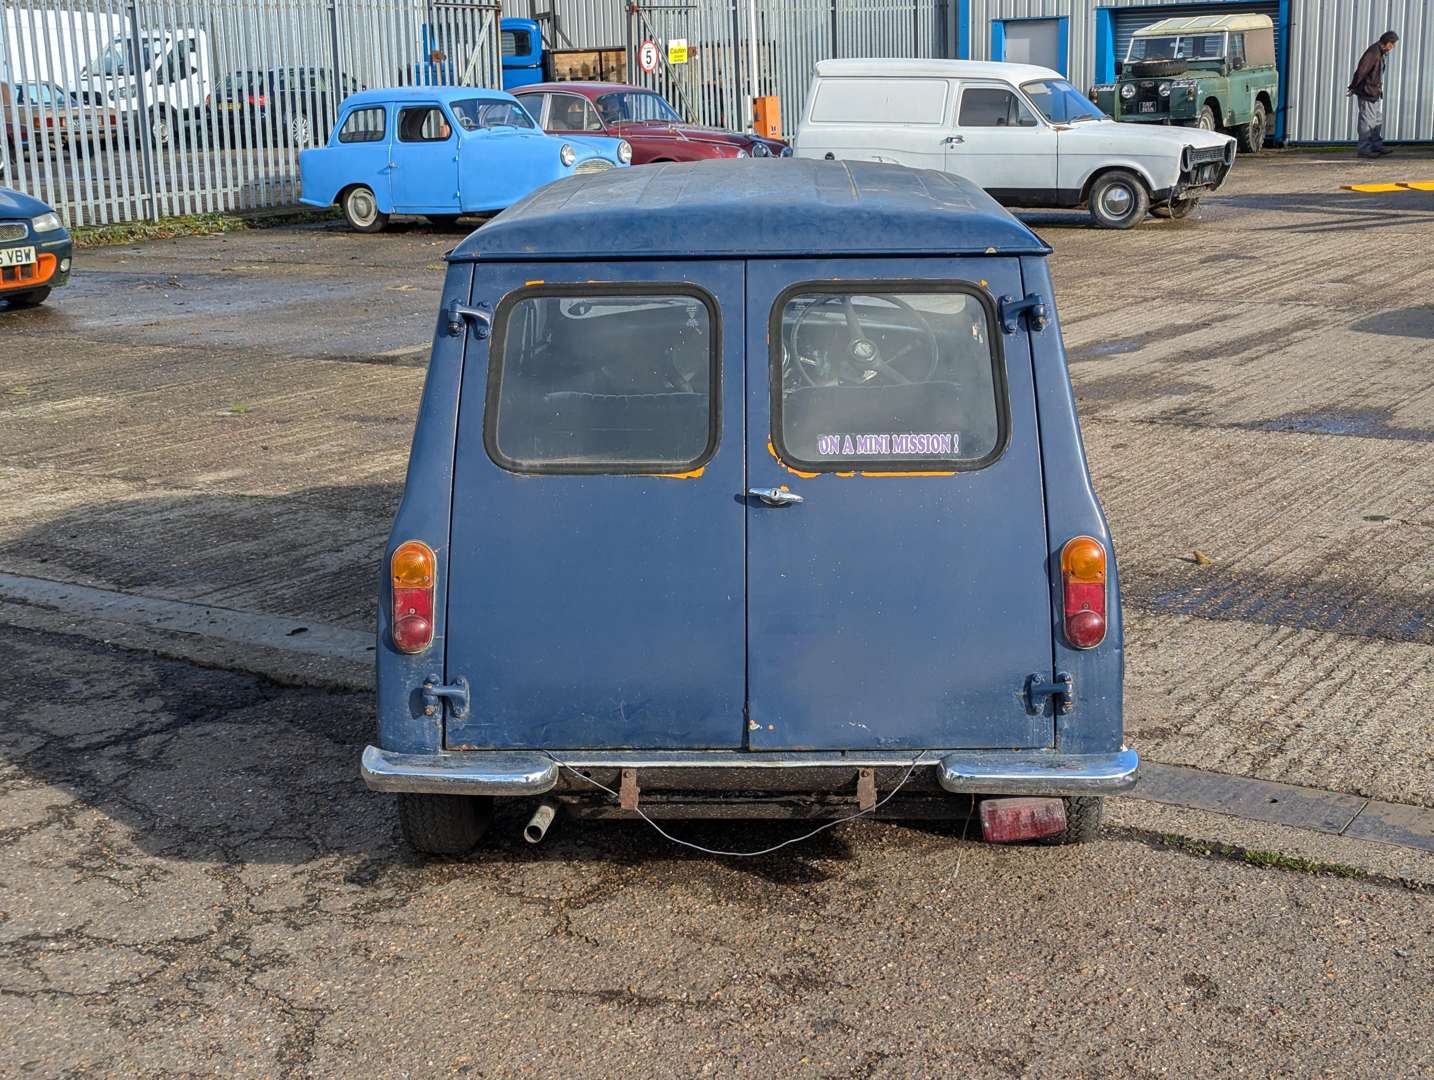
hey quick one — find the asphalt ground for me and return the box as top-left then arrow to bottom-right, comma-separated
1,151 -> 1432,1076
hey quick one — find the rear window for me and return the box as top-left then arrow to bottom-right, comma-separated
338,106 -> 385,143
486,287 -> 720,474
808,77 -> 950,125
770,284 -> 1006,472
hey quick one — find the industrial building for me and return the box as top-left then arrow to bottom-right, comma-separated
953,0 -> 1431,143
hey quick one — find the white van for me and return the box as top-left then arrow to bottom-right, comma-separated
2,8 -> 210,146
795,58 -> 1236,228
79,28 -> 212,145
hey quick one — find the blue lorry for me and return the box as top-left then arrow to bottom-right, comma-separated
412,18 -> 625,91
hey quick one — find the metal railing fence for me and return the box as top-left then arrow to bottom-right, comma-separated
2,0 -> 949,226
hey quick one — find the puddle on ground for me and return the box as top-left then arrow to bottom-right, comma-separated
1068,335 -> 1150,362
1349,306 -> 1434,340
1245,406 -> 1434,443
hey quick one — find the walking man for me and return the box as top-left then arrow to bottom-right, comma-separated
1348,31 -> 1398,158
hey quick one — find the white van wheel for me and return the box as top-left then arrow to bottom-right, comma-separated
150,110 -> 172,145
1088,170 -> 1149,230
342,185 -> 389,233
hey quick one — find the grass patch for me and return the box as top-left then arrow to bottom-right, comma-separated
72,207 -> 338,248
1154,832 -> 1370,879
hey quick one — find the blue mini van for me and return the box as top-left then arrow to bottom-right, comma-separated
362,159 -> 1137,854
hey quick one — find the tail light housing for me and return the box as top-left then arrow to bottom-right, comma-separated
390,540 -> 436,654
1061,536 -> 1107,649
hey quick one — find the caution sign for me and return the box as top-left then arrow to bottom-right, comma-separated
667,38 -> 689,64
638,39 -> 659,74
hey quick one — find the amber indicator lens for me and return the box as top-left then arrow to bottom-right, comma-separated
391,540 -> 435,588
1061,536 -> 1107,583
1061,536 -> 1108,650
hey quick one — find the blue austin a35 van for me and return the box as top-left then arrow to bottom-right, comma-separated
362,159 -> 1137,854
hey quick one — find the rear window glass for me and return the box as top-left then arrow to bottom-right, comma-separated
771,286 -> 1006,471
338,106 -> 385,142
808,77 -> 949,124
486,288 -> 719,474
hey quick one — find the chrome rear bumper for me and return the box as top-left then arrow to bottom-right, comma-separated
361,746 -> 1138,798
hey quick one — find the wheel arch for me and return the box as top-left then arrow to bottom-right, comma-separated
337,180 -> 395,214
1078,162 -> 1155,205
1203,98 -> 1224,128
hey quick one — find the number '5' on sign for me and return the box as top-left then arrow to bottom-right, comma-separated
639,40 -> 659,73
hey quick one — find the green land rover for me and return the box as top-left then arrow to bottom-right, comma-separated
1092,13 -> 1278,153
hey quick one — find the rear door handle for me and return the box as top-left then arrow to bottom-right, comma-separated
748,487 -> 803,507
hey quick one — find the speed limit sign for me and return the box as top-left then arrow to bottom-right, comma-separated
639,39 -> 659,74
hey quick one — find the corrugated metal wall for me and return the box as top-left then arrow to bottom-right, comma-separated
513,0 -> 950,132
1287,0 -> 1430,143
973,0 -> 1433,142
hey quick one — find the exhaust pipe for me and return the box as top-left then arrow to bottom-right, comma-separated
523,799 -> 558,844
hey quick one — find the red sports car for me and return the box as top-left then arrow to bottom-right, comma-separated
513,82 -> 788,164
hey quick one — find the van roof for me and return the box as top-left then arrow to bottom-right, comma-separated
447,158 -> 1050,262
1134,13 -> 1273,34
813,57 -> 1064,83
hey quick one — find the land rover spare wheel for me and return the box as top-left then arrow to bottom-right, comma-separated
1088,170 -> 1149,230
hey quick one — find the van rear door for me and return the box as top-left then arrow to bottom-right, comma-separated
443,260 -> 747,750
744,257 -> 1054,751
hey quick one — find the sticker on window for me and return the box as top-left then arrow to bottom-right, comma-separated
816,433 -> 960,457
773,289 -> 1006,471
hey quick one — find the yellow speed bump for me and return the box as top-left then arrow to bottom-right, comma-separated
1341,180 -> 1434,192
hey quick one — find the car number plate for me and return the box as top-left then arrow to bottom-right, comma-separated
1139,101 -> 1156,113
0,246 -> 37,268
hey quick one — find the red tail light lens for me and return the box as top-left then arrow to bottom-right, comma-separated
1061,536 -> 1107,649
391,540 -> 435,654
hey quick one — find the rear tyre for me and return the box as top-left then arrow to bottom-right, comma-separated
425,214 -> 461,228
1037,796 -> 1104,845
1088,170 -> 1149,230
397,793 -> 493,855
342,185 -> 388,233
1239,101 -> 1268,153
4,286 -> 51,308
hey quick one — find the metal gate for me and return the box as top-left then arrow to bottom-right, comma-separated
4,0 -> 951,226
1,0 -> 501,225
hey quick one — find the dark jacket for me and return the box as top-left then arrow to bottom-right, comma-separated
1348,43 -> 1386,101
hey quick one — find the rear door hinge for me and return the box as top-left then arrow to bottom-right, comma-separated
422,674 -> 470,720
446,299 -> 491,338
1026,671 -> 1073,716
999,293 -> 1048,333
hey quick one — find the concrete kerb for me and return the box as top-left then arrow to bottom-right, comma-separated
2,569 -> 1431,859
